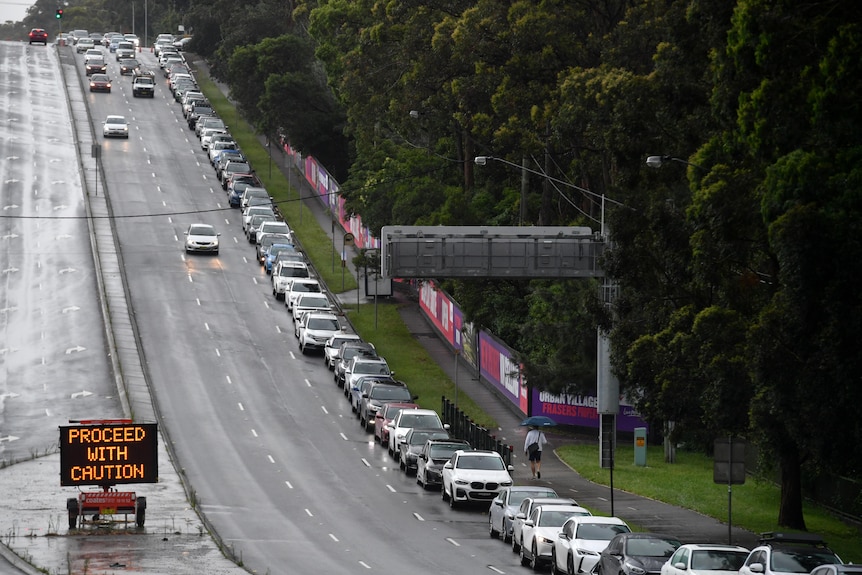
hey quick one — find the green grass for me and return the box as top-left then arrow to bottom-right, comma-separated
194,73 -> 357,295
557,443 -> 862,561
192,68 -> 859,559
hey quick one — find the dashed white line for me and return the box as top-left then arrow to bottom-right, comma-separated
304,509 -> 313,517
385,485 -> 396,493
238,403 -> 244,411
321,405 -> 329,414
226,375 -> 232,385
305,379 -> 312,387
267,455 -> 275,463
285,481 -> 293,489
251,429 -> 258,437
445,538 -> 460,547
413,512 -> 424,521
358,561 -> 371,569
204,322 -> 210,331
361,458 -> 371,467
488,566 -> 505,574
215,348 -> 221,357
328,533 -> 339,542
339,433 -> 348,441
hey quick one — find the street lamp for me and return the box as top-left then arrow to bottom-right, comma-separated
645,155 -> 706,171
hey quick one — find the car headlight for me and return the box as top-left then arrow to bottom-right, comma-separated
537,535 -> 554,545
454,479 -> 469,485
500,480 -> 513,487
624,561 -> 646,575
576,548 -> 599,556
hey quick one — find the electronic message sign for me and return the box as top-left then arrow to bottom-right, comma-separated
59,423 -> 158,486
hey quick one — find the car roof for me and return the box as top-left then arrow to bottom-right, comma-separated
566,515 -> 627,525
675,543 -> 749,551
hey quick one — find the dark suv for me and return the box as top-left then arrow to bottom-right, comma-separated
358,379 -> 417,429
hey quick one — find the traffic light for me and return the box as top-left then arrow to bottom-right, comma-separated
55,8 -> 63,19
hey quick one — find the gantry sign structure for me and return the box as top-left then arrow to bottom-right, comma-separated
380,226 -> 606,279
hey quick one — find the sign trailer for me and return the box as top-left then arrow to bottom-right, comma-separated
60,420 -> 158,529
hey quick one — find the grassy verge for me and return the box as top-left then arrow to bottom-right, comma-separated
194,73 -> 357,294
557,443 -> 861,561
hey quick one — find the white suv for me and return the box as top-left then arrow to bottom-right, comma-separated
441,450 -> 514,509
295,312 -> 341,355
386,408 -> 447,458
271,262 -> 311,300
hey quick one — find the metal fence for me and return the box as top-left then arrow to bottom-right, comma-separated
441,396 -> 514,466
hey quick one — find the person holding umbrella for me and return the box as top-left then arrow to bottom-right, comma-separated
524,425 -> 548,479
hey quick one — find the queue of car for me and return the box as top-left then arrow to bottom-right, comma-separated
61,33 -> 855,575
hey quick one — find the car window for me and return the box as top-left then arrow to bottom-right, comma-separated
307,318 -> 339,331
429,443 -> 466,459
691,550 -> 747,571
398,414 -> 441,428
354,362 -> 390,375
625,538 -> 680,558
370,386 -> 412,401
576,523 -> 630,540
771,549 -> 841,573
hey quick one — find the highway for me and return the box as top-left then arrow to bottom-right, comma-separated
0,40 -> 531,575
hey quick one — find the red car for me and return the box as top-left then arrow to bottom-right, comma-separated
373,402 -> 419,445
88,74 -> 112,93
29,28 -> 48,45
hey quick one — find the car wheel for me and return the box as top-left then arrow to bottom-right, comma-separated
519,541 -> 529,566
448,491 -> 458,509
300,343 -> 307,355
567,554 -> 576,575
529,542 -> 540,571
503,520 -> 512,543
489,516 -> 499,539
512,533 -> 521,553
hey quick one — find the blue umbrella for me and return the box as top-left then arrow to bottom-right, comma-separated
520,415 -> 557,427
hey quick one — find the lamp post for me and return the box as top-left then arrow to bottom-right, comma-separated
475,154 -> 622,500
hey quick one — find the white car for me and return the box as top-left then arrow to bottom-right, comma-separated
295,312 -> 341,355
519,504 -> 592,570
660,544 -> 750,575
551,515 -> 631,575
512,496 -> 577,554
387,408 -> 447,458
103,115 -> 129,138
344,356 -> 392,399
241,205 -> 275,232
184,223 -> 220,255
323,333 -> 362,370
272,262 -> 311,300
739,533 -> 841,575
441,449 -> 513,509
255,220 -> 290,245
488,486 -> 559,543
291,293 -> 332,322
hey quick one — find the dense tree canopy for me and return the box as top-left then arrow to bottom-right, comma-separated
8,0 -> 860,530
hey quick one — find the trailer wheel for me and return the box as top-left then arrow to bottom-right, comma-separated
136,496 -> 147,527
66,498 -> 79,529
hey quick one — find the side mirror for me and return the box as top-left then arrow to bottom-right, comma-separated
673,563 -> 686,570
507,465 -> 514,472
443,461 -> 453,469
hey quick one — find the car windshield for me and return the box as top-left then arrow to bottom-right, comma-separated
269,245 -> 294,257
291,282 -> 319,293
456,454 -> 504,470
409,431 -> 446,445
429,444 -> 467,459
307,318 -> 339,331
625,538 -> 680,558
539,510 -> 583,527
575,523 -> 631,541
690,550 -> 748,571
371,386 -> 412,401
354,363 -> 389,375
297,296 -> 329,308
278,266 -> 308,278
509,490 -> 557,507
190,226 -> 215,236
770,549 -> 841,573
400,414 -> 442,429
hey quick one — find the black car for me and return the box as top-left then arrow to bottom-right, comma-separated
358,380 -> 417,429
118,58 -> 140,75
398,428 -> 450,474
85,57 -> 107,75
416,438 -> 471,490
595,533 -> 682,575
187,105 -> 215,129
